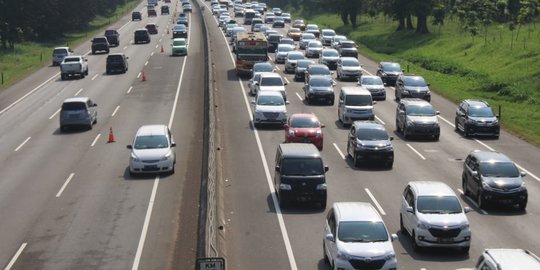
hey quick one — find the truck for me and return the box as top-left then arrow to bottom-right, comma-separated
234,32 -> 269,76
60,56 -> 89,80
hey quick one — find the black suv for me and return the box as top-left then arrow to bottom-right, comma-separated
347,121 -> 394,168
161,5 -> 170,15
132,11 -> 142,21
376,62 -> 403,86
106,53 -> 129,74
267,34 -> 283,53
91,36 -> 110,54
396,98 -> 440,140
462,150 -> 527,210
395,74 -> 431,102
455,99 -> 500,138
303,75 -> 335,105
134,29 -> 151,44
104,29 -> 120,47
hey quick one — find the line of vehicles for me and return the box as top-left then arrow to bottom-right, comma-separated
213,1 -> 538,269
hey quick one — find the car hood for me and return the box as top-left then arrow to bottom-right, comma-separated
483,176 -> 523,189
363,85 -> 385,91
309,86 -> 333,92
291,128 -> 321,137
255,104 -> 286,113
408,115 -> 438,124
404,86 -> 429,92
341,66 -> 361,72
417,212 -> 468,228
259,86 -> 285,92
322,56 -> 339,61
469,116 -> 498,123
336,240 -> 394,259
132,148 -> 171,160
357,140 -> 392,149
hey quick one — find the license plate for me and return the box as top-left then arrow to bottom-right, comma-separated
144,165 -> 158,169
438,238 -> 454,244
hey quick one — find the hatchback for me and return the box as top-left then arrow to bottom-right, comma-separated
127,125 -> 176,176
284,113 -> 325,150
59,97 -> 98,131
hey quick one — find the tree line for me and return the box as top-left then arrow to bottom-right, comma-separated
0,0 -> 135,49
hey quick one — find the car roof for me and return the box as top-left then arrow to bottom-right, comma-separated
340,86 -> 371,95
464,99 -> 490,107
400,98 -> 432,107
278,143 -> 321,158
352,121 -> 385,131
136,125 -> 168,136
260,72 -> 282,78
408,181 -> 456,197
63,97 -> 90,103
484,249 -> 540,268
469,150 -> 512,163
334,202 -> 382,222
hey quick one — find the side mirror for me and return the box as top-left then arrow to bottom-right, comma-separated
324,165 -> 329,172
251,100 -> 256,104
126,145 -> 133,149
325,233 -> 335,242
402,69 -> 405,72
330,71 -> 334,75
275,165 -> 280,172
406,206 -> 414,213
399,110 -> 405,115
85,59 -> 88,62
283,124 -> 289,129
171,142 -> 176,147
284,82 -> 288,85
321,123 -> 326,128
285,100 -> 290,104
436,111 -> 440,115
373,101 -> 377,105
521,171 -> 527,177
427,83 -> 431,86
389,136 -> 394,141
126,56 -> 129,59
391,234 -> 398,241
339,100 -> 344,105
464,207 -> 472,213
93,103 -> 98,107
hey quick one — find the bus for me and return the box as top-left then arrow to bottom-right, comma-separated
235,32 -> 268,76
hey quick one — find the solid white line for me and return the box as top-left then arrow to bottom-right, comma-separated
437,115 -> 454,126
56,173 -> 75,198
144,61 -> 149,66
123,46 -> 128,50
4,242 -> 27,270
90,134 -> 101,147
406,143 -> 426,160
137,72 -> 142,78
132,176 -> 160,270
295,92 -> 302,101
375,115 -> 385,125
474,139 -> 496,151
268,55 -> 273,61
49,108 -> 61,119
275,65 -> 281,71
111,105 -> 120,117
14,137 -> 31,152
361,68 -> 373,76
159,38 -> 162,43
283,77 -> 290,84
151,52 -> 155,57
74,88 -> 84,96
0,72 -> 60,115
91,74 -> 98,80
365,188 -> 386,215
127,86 -> 133,94
333,143 -> 346,160
155,44 -> 158,49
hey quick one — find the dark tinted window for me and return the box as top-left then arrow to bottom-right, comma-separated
310,66 -> 330,75
309,77 -> 332,87
297,61 -> 314,68
253,63 -> 273,73
403,76 -> 427,87
256,95 -> 284,105
382,63 -> 401,72
417,196 -> 462,214
62,102 -> 86,111
338,221 -> 389,242
479,162 -> 520,177
107,55 -> 124,63
469,106 -> 495,117
340,42 -> 356,48
105,30 -> 117,35
134,135 -> 169,149
356,128 -> 389,140
407,105 -> 435,116
287,53 -> 304,60
345,95 -> 371,106
261,77 -> 283,86
322,50 -> 339,57
361,77 -> 383,85
281,158 -> 324,175
290,117 -> 320,128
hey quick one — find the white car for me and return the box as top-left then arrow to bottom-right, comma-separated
127,125 -> 176,176
400,181 -> 472,253
274,44 -> 294,64
305,40 -> 323,58
331,35 -> 348,49
251,91 -> 287,127
324,202 -> 398,270
318,48 -> 340,69
284,51 -> 305,73
320,29 -> 336,46
255,72 -> 288,101
336,57 -> 362,81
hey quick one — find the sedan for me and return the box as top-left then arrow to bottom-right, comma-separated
284,113 -> 325,150
358,75 -> 386,100
304,75 -> 336,105
287,28 -> 302,41
127,125 -> 176,176
305,40 -> 323,58
284,51 -> 305,73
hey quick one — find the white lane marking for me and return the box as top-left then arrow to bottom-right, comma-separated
111,105 -> 120,117
123,46 -> 128,50
361,68 -> 373,76
137,72 -> 142,78
155,44 -> 159,49
456,189 -> 488,215
132,176 -> 160,270
56,173 -> 75,198
333,143 -> 346,160
159,38 -> 162,43
14,137 -> 31,152
151,52 -> 155,57
375,115 -> 385,125
474,139 -> 496,151
91,74 -> 98,81
144,61 -> 149,66
365,188 -> 386,215
74,88 -> 84,96
268,55 -> 273,61
4,242 -> 27,270
283,76 -> 290,84
295,92 -> 303,101
127,86 -> 133,94
275,65 -> 281,71
90,134 -> 101,147
437,115 -> 454,126
0,72 -> 60,115
406,143 -> 426,160
49,108 -> 61,119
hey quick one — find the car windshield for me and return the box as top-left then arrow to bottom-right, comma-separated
290,117 -> 320,128
404,77 -> 427,87
309,78 -> 332,87
302,34 -> 315,40
323,31 -> 335,36
416,196 -> 462,214
345,95 -> 371,106
63,57 -> 79,62
469,106 -> 495,117
307,25 -> 318,30
322,50 -> 339,57
280,39 -> 294,45
361,77 -> 383,85
288,53 -> 304,60
341,42 -> 356,48
297,61 -> 314,68
480,162 -> 520,177
356,128 -> 389,140
310,67 -> 330,75
281,158 -> 323,175
257,95 -> 284,105
261,77 -> 283,86
342,59 -> 359,67
407,105 -> 435,116
277,46 -> 293,53
173,26 -> 186,31
254,64 -> 273,73
338,221 -> 389,243
333,36 -> 346,43
62,102 -> 85,111
383,63 -> 401,72
134,135 -> 169,149
173,40 -> 186,46
308,43 -> 322,48
289,29 -> 300,33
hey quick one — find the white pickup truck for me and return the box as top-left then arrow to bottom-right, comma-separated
60,56 -> 89,80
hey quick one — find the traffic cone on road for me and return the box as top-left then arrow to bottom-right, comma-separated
107,127 -> 115,143
141,71 -> 147,81
161,45 -> 164,53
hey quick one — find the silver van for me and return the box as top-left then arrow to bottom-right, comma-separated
337,86 -> 375,125
59,97 -> 98,131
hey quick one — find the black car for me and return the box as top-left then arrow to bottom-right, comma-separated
267,34 -> 283,53
462,150 -> 527,210
106,53 -> 128,74
132,11 -> 142,21
91,36 -> 110,54
347,121 -> 394,168
104,29 -> 120,47
455,99 -> 500,138
134,29 -> 151,44
396,98 -> 440,140
376,61 -> 403,86
304,64 -> 331,84
294,60 -> 315,82
145,23 -> 158,35
395,74 -> 431,102
303,75 -> 335,105
161,5 -> 170,15
272,18 -> 285,28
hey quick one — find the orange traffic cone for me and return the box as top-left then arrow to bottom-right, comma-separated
107,127 -> 115,143
160,45 -> 164,53
141,71 -> 147,81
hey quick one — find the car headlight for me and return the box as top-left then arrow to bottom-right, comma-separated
384,253 -> 396,261
316,129 -> 322,138
519,181 -> 526,191
406,119 -> 415,127
131,153 -> 140,162
336,251 -> 352,260
279,183 -> 292,190
418,221 -> 431,230
493,118 -> 499,124
316,183 -> 327,190
161,151 -> 172,161
481,181 -> 494,191
288,130 -> 295,136
460,223 -> 470,230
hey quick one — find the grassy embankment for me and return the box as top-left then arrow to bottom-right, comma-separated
0,0 -> 139,89
302,13 -> 540,146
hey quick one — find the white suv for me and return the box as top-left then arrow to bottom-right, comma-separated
324,202 -> 397,270
255,72 -> 288,102
400,181 -> 472,253
251,91 -> 287,127
460,249 -> 540,270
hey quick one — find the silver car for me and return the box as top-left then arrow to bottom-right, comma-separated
284,51 -> 305,73
305,40 -> 323,58
251,91 -> 287,127
127,125 -> 176,176
358,75 -> 386,100
59,97 -> 97,131
336,57 -> 362,81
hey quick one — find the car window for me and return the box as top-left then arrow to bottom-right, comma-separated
416,196 -> 462,214
322,50 -> 339,57
382,63 -> 401,72
309,78 -> 332,87
297,61 -> 313,68
290,117 -> 320,128
260,77 -> 283,86
134,135 -> 169,149
479,162 -> 520,177
469,106 -> 495,117
356,128 -> 389,140
345,95 -> 371,106
338,221 -> 389,242
287,53 -> 304,60
63,57 -> 79,62
361,77 -> 383,85
257,95 -> 284,105
254,64 -> 273,72
342,59 -> 359,67
327,209 -> 336,235
310,66 -> 330,75
407,105 -> 436,116
403,77 -> 427,87
277,46 -> 293,53
62,102 -> 86,111
281,158 -> 323,175
340,42 -> 356,48
173,40 -> 186,46
308,42 -> 323,48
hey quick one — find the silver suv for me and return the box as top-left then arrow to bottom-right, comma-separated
465,249 -> 540,269
400,181 -> 471,254
251,91 -> 287,127
59,97 -> 97,131
395,98 -> 440,140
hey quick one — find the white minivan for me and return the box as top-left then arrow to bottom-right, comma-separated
337,86 -> 375,125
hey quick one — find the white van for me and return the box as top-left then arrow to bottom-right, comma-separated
337,86 -> 375,125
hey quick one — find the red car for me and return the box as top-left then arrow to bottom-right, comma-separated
292,19 -> 306,31
284,113 -> 325,150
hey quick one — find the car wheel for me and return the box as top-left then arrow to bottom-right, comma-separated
60,126 -> 66,132
464,125 -> 471,137
328,98 -> 334,105
278,195 -> 288,209
400,214 -> 406,234
353,153 -> 360,168
454,118 -> 459,131
477,190 -> 486,209
461,246 -> 470,254
396,120 -> 402,132
462,177 -> 470,196
80,73 -> 85,79
518,201 -> 527,211
106,69 -> 111,75
319,200 -> 326,209
60,74 -> 66,80
85,69 -> 89,75
433,134 -> 439,141
403,126 -> 409,139
386,161 -> 393,169
129,171 -> 137,177
323,242 -> 329,264
412,231 -> 421,252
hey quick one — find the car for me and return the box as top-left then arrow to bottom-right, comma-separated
183,4 -> 193,12
134,28 -> 151,44
272,17 -> 285,28
251,22 -> 263,32
337,86 -> 375,124
281,12 -> 291,23
401,181 -> 472,253
347,121 -> 394,168
264,29 -> 279,39
294,59 -> 315,81
455,99 -> 500,138
106,53 -> 128,74
304,64 -> 331,84
161,5 -> 170,15
171,38 -> 188,56
292,19 -> 306,31
284,51 -> 305,74
305,24 -> 320,38
331,35 -> 348,49
230,27 -> 247,50
254,72 -> 288,101
358,75 -> 386,100
176,15 -> 189,26
336,57 -> 362,81
467,249 -> 540,270
147,5 -> 157,16
126,125 -> 176,176
377,62 -> 403,86
104,29 -> 120,47
272,7 -> 282,15
299,33 -> 316,50
60,55 -> 89,80
279,37 -> 295,47
305,40 -> 323,58
462,150 -> 527,210
284,113 -> 325,150
320,29 -> 336,46
286,28 -> 302,41
248,72 -> 264,96
145,23 -> 158,34
336,40 -> 358,58
267,34 -> 283,53
235,9 -> 245,17
218,15 -> 231,27
323,202 -> 398,270
251,62 -> 275,76
226,23 -> 239,36
264,13 -> 275,23
259,25 -> 271,34
318,48 -> 340,69
395,98 -> 440,140
59,97 -> 97,131
132,11 -> 142,21
52,47 -> 73,66
395,74 -> 431,102
251,91 -> 287,127
274,44 -> 294,64
303,75 -> 335,105
91,36 -> 110,54
172,24 -> 188,39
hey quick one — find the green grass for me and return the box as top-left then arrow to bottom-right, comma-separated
0,0 -> 139,89
299,12 -> 540,145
